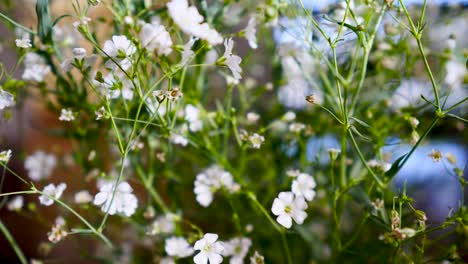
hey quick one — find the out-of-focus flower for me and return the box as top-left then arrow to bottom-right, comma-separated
165,236 -> 194,258
59,109 -> 75,122
74,190 -> 93,204
291,173 -> 316,201
102,35 -> 136,70
185,104 -> 203,132
218,38 -> 242,81
22,53 -> 51,82
194,165 -> 240,207
39,183 -> 67,206
0,90 -> 15,110
61,47 -> 97,72
170,133 -> 189,146
249,251 -> 264,264
223,237 -> 252,264
147,214 -> 176,235
428,149 -> 442,163
248,133 -> 265,149
93,181 -> 138,216
140,22 -> 173,56
0,149 -> 12,163
47,220 -> 68,243
193,233 -> 224,264
244,17 -> 257,49
25,151 -> 57,181
7,196 -> 23,211
15,38 -> 32,48
271,192 -> 307,228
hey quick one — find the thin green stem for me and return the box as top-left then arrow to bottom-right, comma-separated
0,219 -> 27,264
0,12 -> 36,35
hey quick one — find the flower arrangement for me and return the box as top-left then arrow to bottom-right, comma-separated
0,0 -> 466,263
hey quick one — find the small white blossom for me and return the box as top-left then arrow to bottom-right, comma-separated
47,220 -> 68,243
140,22 -> 173,56
39,183 -> 67,206
367,159 -> 391,172
223,237 -> 252,264
244,17 -> 257,49
248,133 -> 265,149
95,106 -> 107,120
24,151 -> 57,181
289,122 -> 305,133
0,90 -> 15,110
220,38 -> 242,81
246,112 -> 260,124
160,257 -> 175,264
282,111 -> 296,122
0,149 -> 12,163
74,190 -> 93,204
166,88 -> 183,101
185,104 -> 203,132
193,233 -> 224,264
148,214 -> 176,235
7,196 -> 23,211
93,181 -> 138,216
165,236 -> 195,258
15,38 -> 32,49
59,108 -> 75,121
61,47 -> 97,72
180,37 -> 197,66
22,53 -> 51,82
170,133 -> 189,146
291,173 -> 316,201
249,251 -> 264,264
271,192 -> 308,228
102,35 -> 136,70
286,169 -> 300,178
72,17 -> 91,28
194,165 -> 239,207
167,0 -> 223,45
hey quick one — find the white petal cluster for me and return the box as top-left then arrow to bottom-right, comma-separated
170,133 -> 189,147
165,236 -> 195,258
74,190 -> 93,204
194,165 -> 240,207
185,104 -> 203,132
61,47 -> 97,72
97,73 -> 135,101
39,183 -> 67,206
22,52 -> 51,82
15,38 -> 32,49
291,173 -> 316,201
0,149 -> 12,163
140,22 -> 173,56
223,237 -> 252,264
180,37 -> 197,66
7,195 -> 23,211
271,192 -> 307,228
59,108 -> 75,122
24,151 -> 57,181
93,181 -> 138,217
167,0 -> 223,45
244,17 -> 257,49
194,233 -> 224,264
103,35 -> 136,70
47,219 -> 68,243
248,133 -> 265,149
0,90 -> 15,110
221,38 -> 242,81
147,214 -> 176,235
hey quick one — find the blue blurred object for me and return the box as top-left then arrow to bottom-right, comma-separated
301,0 -> 468,9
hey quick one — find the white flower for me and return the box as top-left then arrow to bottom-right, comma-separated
194,165 -> 239,207
39,183 -> 67,206
61,47 -> 97,72
98,73 -> 135,100
286,169 -> 300,178
74,190 -> 93,204
193,233 -> 224,264
282,111 -> 296,122
15,38 -> 32,48
22,53 -> 51,82
0,149 -> 12,163
249,251 -> 264,264
244,17 -> 257,49
72,17 -> 91,28
24,151 -> 57,181
170,133 -> 189,146
445,60 -> 466,89
248,133 -> 265,149
160,257 -> 175,264
165,236 -> 195,258
391,79 -> 432,110
223,237 -> 252,264
367,159 -> 391,172
0,90 -> 15,110
7,196 -> 23,211
102,35 -> 136,70
95,106 -> 107,120
180,37 -> 197,66
167,0 -> 223,45
220,38 -> 242,81
271,192 -> 308,228
185,104 -> 203,132
291,173 -> 316,201
246,112 -> 260,124
289,122 -> 305,133
148,214 -> 176,235
47,220 -> 68,243
93,181 -> 138,216
59,108 -> 75,121
140,22 -> 173,56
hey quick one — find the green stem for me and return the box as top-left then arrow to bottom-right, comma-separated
0,12 -> 36,35
0,219 -> 27,264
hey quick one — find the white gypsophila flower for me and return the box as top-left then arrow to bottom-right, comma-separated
59,108 -> 75,122
193,233 -> 224,264
98,73 -> 135,101
185,104 -> 203,132
24,151 -> 57,181
61,47 -> 97,72
7,195 -> 23,211
291,173 -> 316,201
249,251 -> 264,264
271,192 -> 308,228
221,38 -> 242,81
223,237 -> 252,264
15,38 -> 32,48
74,190 -> 93,204
445,60 -> 466,89
95,106 -> 107,120
166,88 -> 183,101
39,183 -> 67,206
246,112 -> 260,124
0,90 -> 15,110
390,79 -> 433,110
93,181 -> 138,216
0,149 -> 12,163
22,53 -> 51,82
148,214 -> 176,235
180,37 -> 197,66
277,77 -> 312,110
47,220 -> 68,243
286,169 -> 300,178
165,236 -> 195,258
244,17 -> 257,49
73,17 -> 91,28
194,165 -> 239,207
102,35 -> 136,71
282,111 -> 296,122
367,159 -> 391,173
160,257 -> 175,264
53,25 -> 79,47
140,22 -> 173,56
248,133 -> 265,149
167,0 -> 223,45
289,122 -> 305,133
170,133 -> 189,147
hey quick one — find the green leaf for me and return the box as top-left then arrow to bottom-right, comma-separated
384,153 -> 407,179
36,0 -> 52,44
350,116 -> 371,128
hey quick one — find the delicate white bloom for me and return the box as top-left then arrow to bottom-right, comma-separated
220,38 -> 242,81
160,257 -> 175,264
98,73 -> 135,100
248,133 -> 265,149
170,133 -> 189,146
166,88 -> 183,101
167,0 -> 223,45
148,214 -> 176,235
0,90 -> 15,110
291,173 -> 316,201
61,47 -> 97,72
59,108 -> 75,122
74,190 -> 93,204
289,122 -> 305,133
391,79 -> 432,110
244,17 -> 257,49
102,35 -> 136,70
73,17 -> 91,28
445,60 -> 466,89
249,251 -> 264,264
165,236 -> 195,258
24,151 -> 57,181
39,183 -> 67,206
185,104 -> 203,132
282,111 -> 296,122
0,149 -> 12,163
140,22 -> 173,56
271,192 -> 308,228
223,237 -> 252,264
95,106 -> 107,120
286,169 -> 300,178
246,112 -> 260,124
193,233 -> 224,264
367,159 -> 391,172
47,220 -> 68,243
180,37 -> 197,66
93,181 -> 138,216
124,16 -> 134,25
194,165 -> 239,207
15,38 -> 32,49
22,53 -> 51,82
7,196 -> 23,211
